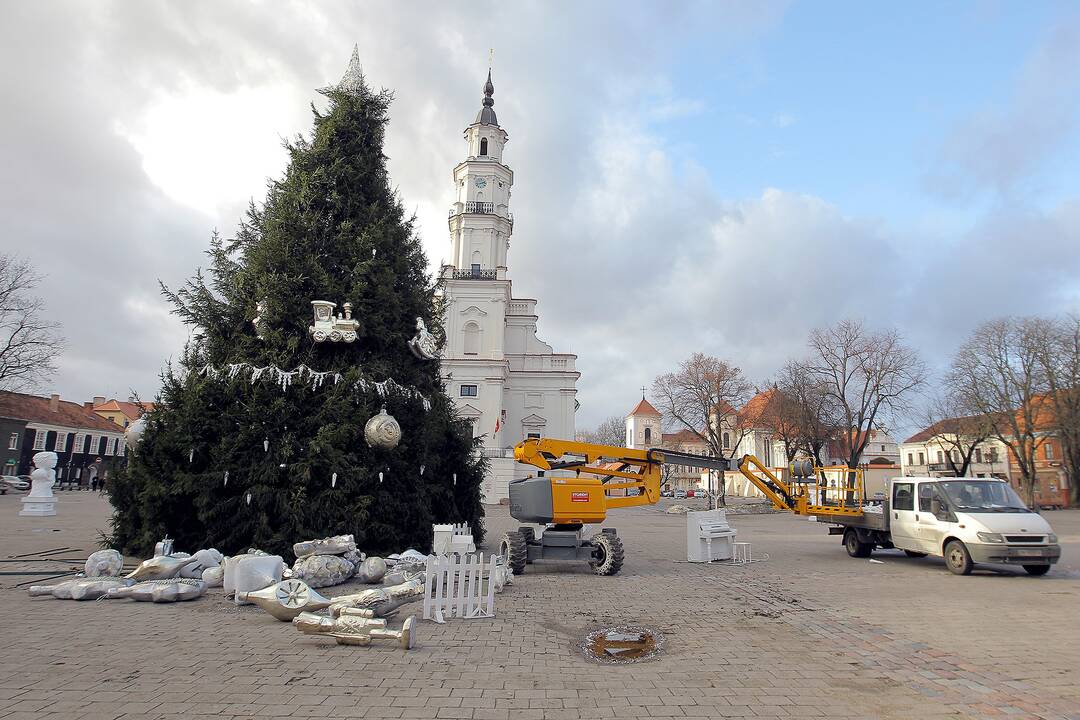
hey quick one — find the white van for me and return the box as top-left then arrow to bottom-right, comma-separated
825,477 -> 1061,576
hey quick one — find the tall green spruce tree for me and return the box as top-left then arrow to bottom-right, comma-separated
109,50 -> 485,560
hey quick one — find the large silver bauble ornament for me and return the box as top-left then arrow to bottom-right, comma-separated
364,407 -> 402,450
125,416 -> 147,450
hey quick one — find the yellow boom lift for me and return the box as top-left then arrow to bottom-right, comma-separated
504,437 -> 864,575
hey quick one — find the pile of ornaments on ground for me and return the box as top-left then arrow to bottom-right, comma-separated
26,527 -> 508,650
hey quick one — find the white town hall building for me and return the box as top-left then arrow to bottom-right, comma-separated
440,71 -> 579,503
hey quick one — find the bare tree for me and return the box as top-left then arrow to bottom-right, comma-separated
744,385 -> 802,463
579,415 -> 626,448
0,254 -> 62,391
652,353 -> 754,505
804,320 -> 926,469
1035,313 -> 1080,505
920,392 -> 995,478
947,317 -> 1049,506
777,359 -> 841,467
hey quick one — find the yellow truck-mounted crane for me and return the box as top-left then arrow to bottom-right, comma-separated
503,437 -> 732,575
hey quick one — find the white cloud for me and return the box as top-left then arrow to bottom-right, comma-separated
772,113 -> 796,128
924,14 -> 1080,201
2,0 -> 1078,438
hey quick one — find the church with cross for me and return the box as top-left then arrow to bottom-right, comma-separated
439,70 -> 580,503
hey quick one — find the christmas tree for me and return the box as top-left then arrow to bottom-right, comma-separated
108,49 -> 486,560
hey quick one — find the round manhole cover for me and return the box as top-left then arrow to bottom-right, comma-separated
581,625 -> 664,664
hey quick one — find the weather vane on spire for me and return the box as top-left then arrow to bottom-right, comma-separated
489,48 -> 494,67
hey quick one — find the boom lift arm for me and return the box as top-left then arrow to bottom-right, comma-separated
513,438 -> 731,511
735,455 -> 864,516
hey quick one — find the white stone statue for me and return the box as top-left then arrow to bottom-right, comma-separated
407,317 -> 440,360
19,451 -> 57,517
85,549 -> 123,577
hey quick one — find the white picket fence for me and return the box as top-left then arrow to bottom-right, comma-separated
423,553 -> 497,623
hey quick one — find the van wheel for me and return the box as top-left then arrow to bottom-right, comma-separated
944,540 -> 973,575
844,529 -> 872,558
903,550 -> 927,558
1023,564 -> 1050,576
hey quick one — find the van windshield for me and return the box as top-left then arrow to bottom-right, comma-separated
938,480 -> 1031,513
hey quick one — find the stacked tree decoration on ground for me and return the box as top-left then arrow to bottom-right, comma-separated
107,48 -> 485,560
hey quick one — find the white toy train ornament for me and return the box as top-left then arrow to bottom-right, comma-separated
309,300 -> 359,343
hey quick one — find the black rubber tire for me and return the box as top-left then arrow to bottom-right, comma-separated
903,550 -> 928,558
589,532 -> 625,576
944,540 -> 973,575
517,527 -> 536,563
1023,564 -> 1051,576
500,530 -> 527,575
844,529 -> 872,558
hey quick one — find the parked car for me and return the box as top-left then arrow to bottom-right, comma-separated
674,489 -> 687,499
1,475 -> 31,494
660,490 -> 674,497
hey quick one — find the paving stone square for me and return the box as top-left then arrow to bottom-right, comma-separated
1,492 -> 1078,720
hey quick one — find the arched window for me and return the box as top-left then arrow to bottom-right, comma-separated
463,322 -> 480,355
722,432 -> 730,449
644,427 -> 652,444
479,137 -> 488,156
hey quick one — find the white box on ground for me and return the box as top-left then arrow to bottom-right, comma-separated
686,509 -> 737,562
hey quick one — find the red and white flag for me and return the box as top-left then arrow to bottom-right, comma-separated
493,417 -> 502,435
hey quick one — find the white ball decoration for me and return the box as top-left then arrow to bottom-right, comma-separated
364,407 -> 402,450
125,416 -> 147,450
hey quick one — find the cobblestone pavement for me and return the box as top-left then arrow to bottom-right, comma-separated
1,492 -> 1078,720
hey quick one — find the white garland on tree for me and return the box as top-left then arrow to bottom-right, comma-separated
196,362 -> 432,410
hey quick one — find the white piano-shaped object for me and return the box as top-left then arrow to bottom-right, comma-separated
686,509 -> 737,562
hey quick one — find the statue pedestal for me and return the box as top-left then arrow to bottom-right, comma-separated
20,495 -> 56,517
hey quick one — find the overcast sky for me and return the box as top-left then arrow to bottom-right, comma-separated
2,1 -> 1079,437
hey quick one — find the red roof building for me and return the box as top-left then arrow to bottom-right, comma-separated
0,391 -> 127,483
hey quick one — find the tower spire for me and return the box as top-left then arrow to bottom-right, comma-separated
475,68 -> 498,125
483,69 -> 494,107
